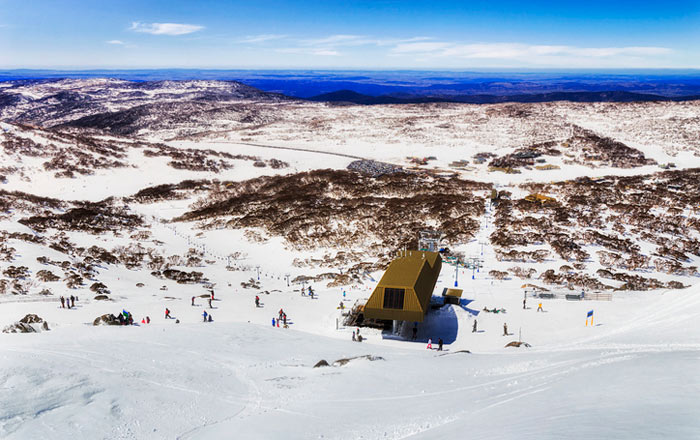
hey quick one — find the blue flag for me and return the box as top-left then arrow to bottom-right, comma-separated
587,310 -> 594,318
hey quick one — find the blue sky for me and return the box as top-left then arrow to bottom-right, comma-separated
1,0 -> 699,68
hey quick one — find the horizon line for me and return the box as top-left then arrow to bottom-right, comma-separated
2,67 -> 700,73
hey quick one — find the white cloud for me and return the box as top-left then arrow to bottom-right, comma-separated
238,34 -> 286,44
391,42 -> 451,53
300,34 -> 367,46
390,41 -> 673,63
129,22 -> 204,36
299,35 -> 431,48
106,40 -> 126,45
276,47 -> 340,56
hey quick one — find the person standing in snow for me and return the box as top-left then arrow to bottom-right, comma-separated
70,295 -> 75,308
523,298 -> 527,309
208,314 -> 212,322
255,296 -> 260,307
146,316 -> 150,324
537,303 -> 543,312
203,310 -> 208,322
503,323 -> 508,336
165,308 -> 171,319
472,320 -> 477,333
283,313 -> 287,326
352,331 -> 356,341
272,317 -> 276,327
438,338 -> 443,351
300,287 -> 305,296
210,290 -> 215,301
427,338 -> 432,350
208,298 -> 212,308
60,296 -> 65,308
191,296 -> 195,306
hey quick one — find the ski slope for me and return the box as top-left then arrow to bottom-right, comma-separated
2,265 -> 699,439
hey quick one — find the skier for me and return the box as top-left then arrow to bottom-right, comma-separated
210,290 -> 214,301
472,320 -> 477,333
70,295 -> 75,308
300,287 -> 305,296
191,296 -> 195,306
427,338 -> 432,350
203,310 -> 208,322
60,296 -> 65,308
255,295 -> 260,307
146,316 -> 150,324
537,303 -> 543,312
165,308 -> 171,319
503,323 -> 508,336
208,298 -> 212,308
352,331 -> 356,341
283,313 -> 287,326
438,338 -> 444,351
339,301 -> 344,310
272,317 -> 276,327
278,309 -> 284,321
208,314 -> 213,322
523,298 -> 526,309
127,313 -> 133,325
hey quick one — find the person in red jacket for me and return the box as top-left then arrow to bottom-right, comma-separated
165,308 -> 171,319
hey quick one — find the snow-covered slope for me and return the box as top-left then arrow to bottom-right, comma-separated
1,78 -> 699,439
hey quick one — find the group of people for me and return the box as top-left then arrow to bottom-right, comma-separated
272,308 -> 288,328
351,328 -> 363,342
300,286 -> 315,298
191,291 -> 215,308
118,310 -> 134,325
426,338 -> 444,351
202,310 -> 213,322
59,295 -> 77,309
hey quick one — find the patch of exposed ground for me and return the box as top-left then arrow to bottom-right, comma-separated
175,169 -> 489,265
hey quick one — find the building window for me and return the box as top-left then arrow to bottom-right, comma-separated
383,288 -> 405,309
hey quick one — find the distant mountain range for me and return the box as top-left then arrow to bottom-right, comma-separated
3,69 -> 700,103
307,89 -> 700,105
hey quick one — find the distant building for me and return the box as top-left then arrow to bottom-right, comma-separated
363,250 -> 442,322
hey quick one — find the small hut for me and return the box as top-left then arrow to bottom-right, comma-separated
363,250 -> 442,322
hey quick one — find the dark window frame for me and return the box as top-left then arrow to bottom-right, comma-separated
383,287 -> 405,310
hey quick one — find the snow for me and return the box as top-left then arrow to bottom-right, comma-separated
2,283 -> 699,439
2,216 -> 700,439
1,80 -> 700,438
